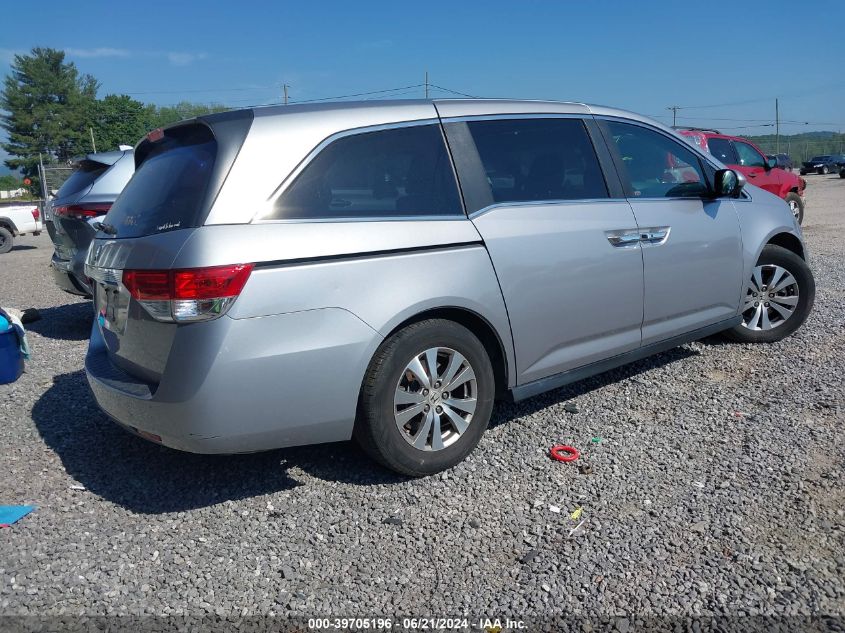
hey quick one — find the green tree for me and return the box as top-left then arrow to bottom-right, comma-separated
0,173 -> 22,190
92,94 -> 156,151
151,101 -> 229,128
0,47 -> 99,181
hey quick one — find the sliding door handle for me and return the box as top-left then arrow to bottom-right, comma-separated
606,230 -> 641,248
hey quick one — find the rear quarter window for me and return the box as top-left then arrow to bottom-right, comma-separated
705,138 -> 738,165
268,124 -> 463,220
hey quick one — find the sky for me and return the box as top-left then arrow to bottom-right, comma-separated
2,0 -> 844,171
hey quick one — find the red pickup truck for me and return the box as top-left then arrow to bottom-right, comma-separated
678,128 -> 806,224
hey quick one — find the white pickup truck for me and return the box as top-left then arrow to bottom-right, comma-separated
0,203 -> 42,254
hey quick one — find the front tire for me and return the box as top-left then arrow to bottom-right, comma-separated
355,319 -> 495,476
724,245 -> 814,344
821,165 -> 830,175
784,192 -> 804,225
0,227 -> 13,254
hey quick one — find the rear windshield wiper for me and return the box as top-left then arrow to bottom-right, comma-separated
93,221 -> 117,236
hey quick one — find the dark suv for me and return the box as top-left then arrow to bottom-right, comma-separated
677,129 -> 807,224
46,149 -> 134,296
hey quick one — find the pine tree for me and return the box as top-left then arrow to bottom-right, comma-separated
0,47 -> 99,180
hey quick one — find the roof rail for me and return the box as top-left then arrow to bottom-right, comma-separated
672,125 -> 722,134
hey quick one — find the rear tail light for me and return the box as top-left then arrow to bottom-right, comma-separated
122,264 -> 253,322
53,203 -> 112,220
31,208 -> 39,220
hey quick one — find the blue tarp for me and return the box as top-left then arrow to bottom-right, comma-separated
0,505 -> 35,526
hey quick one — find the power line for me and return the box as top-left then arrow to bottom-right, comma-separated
428,83 -> 480,99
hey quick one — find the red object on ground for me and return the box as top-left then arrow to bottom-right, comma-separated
549,445 -> 580,462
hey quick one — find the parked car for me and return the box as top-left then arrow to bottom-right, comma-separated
84,101 -> 814,476
46,149 -> 134,296
678,128 -> 807,224
0,203 -> 42,254
799,154 -> 845,176
766,153 -> 793,171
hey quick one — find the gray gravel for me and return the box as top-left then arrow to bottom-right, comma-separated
1,177 -> 844,621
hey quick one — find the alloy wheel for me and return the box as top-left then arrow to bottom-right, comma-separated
787,199 -> 801,221
741,264 -> 799,331
394,347 -> 477,451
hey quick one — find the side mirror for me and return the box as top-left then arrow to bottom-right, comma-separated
766,157 -> 778,170
713,169 -> 744,198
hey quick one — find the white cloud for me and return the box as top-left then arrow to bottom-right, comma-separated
65,47 -> 131,58
166,51 -> 208,66
62,47 -> 208,67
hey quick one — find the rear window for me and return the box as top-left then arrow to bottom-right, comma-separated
56,160 -> 108,198
465,118 -> 609,204
104,126 -> 217,238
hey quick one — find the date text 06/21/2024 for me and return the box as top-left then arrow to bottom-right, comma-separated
307,617 -> 527,630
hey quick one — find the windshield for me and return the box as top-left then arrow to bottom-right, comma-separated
809,156 -> 831,162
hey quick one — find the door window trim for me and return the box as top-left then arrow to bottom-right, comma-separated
441,114 -> 620,217
595,116 -> 721,201
254,118 -> 468,223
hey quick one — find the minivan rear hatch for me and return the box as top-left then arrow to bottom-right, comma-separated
85,110 -> 254,384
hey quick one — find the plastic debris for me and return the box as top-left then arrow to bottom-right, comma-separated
570,507 -> 583,521
382,516 -> 403,525
549,445 -> 579,462
568,519 -> 586,537
69,484 -> 86,491
692,481 -> 705,489
563,403 -> 579,414
591,437 -> 602,444
549,505 -> 561,513
0,505 -> 35,527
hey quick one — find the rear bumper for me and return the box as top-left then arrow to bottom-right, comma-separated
51,253 -> 92,296
86,307 -> 381,454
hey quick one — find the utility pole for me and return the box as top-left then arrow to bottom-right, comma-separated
667,105 -> 681,127
283,84 -> 289,105
89,127 -> 97,153
775,98 -> 780,155
424,71 -> 429,99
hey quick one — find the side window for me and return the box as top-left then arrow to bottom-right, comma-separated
706,137 -> 738,165
606,121 -> 709,198
465,118 -> 608,204
270,124 -> 463,220
734,141 -> 766,168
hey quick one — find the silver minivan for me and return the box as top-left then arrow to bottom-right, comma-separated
84,100 -> 814,475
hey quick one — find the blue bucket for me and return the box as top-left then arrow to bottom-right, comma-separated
0,325 -> 24,384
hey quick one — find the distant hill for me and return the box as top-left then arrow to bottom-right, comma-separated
745,130 -> 844,163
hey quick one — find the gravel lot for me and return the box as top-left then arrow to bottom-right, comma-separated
1,177 -> 843,625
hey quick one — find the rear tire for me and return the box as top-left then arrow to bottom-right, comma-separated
355,319 -> 495,476
724,245 -> 814,344
839,169 -> 845,179
784,192 -> 804,225
0,227 -> 13,254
